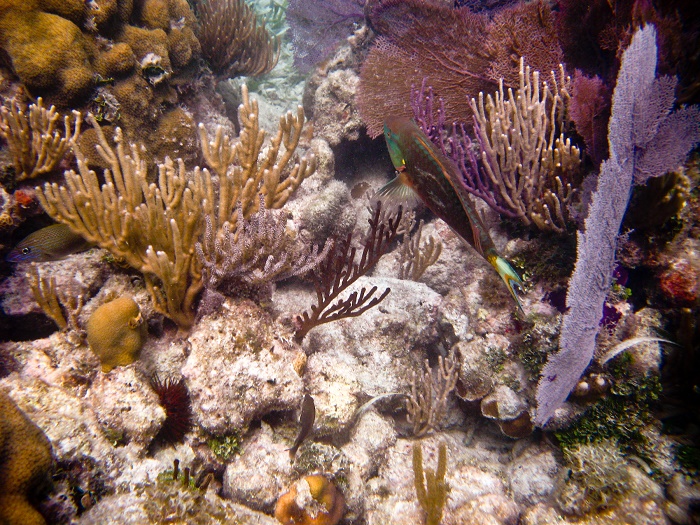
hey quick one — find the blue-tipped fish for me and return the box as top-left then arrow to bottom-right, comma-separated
380,116 -> 523,309
6,223 -> 92,263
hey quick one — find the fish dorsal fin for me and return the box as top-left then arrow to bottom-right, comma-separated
374,173 -> 421,209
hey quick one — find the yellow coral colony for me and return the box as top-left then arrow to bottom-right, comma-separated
86,296 -> 147,373
0,391 -> 54,525
36,85 -> 316,330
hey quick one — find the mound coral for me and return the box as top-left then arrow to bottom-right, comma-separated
86,296 -> 147,373
0,390 -> 54,525
0,0 -> 201,152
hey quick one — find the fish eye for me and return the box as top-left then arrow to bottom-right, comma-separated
22,247 -> 31,254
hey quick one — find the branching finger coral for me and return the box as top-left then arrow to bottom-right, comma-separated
0,97 -> 81,181
468,59 -> 581,232
26,263 -> 84,332
197,0 -> 280,77
36,119 -> 204,330
198,84 -> 316,240
397,218 -> 442,281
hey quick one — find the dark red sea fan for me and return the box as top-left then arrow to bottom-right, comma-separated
151,375 -> 193,444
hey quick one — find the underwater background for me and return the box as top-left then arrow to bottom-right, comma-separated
0,0 -> 699,523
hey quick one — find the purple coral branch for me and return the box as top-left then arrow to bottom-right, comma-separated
410,80 -> 518,218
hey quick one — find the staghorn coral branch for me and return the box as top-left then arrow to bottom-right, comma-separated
0,97 -> 81,181
294,201 -> 402,343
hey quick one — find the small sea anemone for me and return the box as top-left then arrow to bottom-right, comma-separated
150,376 -> 193,444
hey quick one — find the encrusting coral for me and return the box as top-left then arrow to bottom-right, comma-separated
274,475 -> 345,525
86,296 -> 147,373
0,390 -> 54,525
35,85 -> 316,330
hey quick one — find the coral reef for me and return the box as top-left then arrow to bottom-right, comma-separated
0,2 -> 699,525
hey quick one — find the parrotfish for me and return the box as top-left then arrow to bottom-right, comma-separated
379,116 -> 523,309
6,223 -> 92,263
288,393 -> 315,458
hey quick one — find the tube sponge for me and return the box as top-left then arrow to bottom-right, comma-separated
87,296 -> 147,373
0,390 -> 54,525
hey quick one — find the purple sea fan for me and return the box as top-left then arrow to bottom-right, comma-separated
287,0 -> 365,73
534,24 -> 700,426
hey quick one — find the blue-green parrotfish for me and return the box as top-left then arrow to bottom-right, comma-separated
6,223 -> 92,263
379,116 -> 524,309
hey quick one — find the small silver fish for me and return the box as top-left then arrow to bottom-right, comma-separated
6,223 -> 92,263
288,394 -> 315,458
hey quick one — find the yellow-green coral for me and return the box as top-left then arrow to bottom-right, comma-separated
0,390 -> 54,525
87,296 -> 147,372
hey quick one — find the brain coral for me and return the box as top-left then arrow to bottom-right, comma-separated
0,390 -> 54,525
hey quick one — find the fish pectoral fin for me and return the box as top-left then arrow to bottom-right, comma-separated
490,255 -> 525,312
374,174 -> 421,209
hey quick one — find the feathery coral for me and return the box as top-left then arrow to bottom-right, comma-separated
197,0 -> 280,77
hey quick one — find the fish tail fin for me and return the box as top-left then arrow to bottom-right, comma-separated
488,254 -> 524,311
